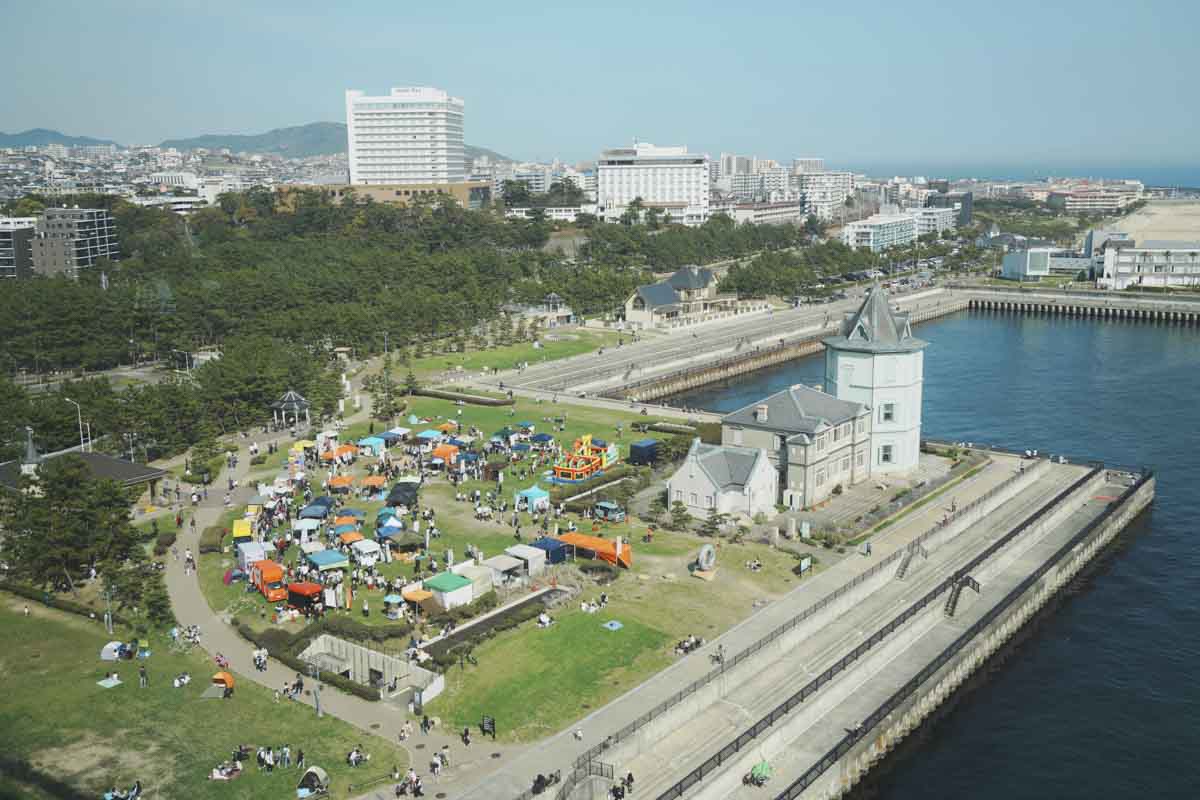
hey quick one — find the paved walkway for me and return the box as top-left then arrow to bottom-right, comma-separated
158,364 -> 525,798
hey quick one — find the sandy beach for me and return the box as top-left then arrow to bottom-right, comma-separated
1110,201 -> 1200,242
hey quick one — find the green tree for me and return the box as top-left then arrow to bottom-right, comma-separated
404,370 -> 420,396
700,507 -> 730,537
668,500 -> 692,531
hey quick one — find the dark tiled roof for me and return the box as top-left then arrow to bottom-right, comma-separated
723,384 -> 863,435
0,451 -> 166,491
666,266 -> 714,290
823,285 -> 927,354
688,440 -> 763,491
636,282 -> 680,309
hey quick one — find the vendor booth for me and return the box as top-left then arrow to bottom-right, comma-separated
237,541 -> 268,571
432,443 -> 459,465
338,531 -> 365,545
505,543 -> 548,576
557,533 -> 632,569
531,536 -> 571,564
307,549 -> 349,572
299,504 -> 330,520
232,518 -> 253,545
386,482 -> 420,508
299,540 -> 326,555
383,593 -> 404,620
350,538 -> 382,566
287,581 -> 323,611
357,436 -> 387,455
480,554 -> 524,586
515,484 -> 551,513
424,572 -> 474,610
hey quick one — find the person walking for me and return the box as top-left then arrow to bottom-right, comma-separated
138,665 -> 148,688
296,749 -> 305,770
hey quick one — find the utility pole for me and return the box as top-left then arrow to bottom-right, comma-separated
64,397 -> 84,451
309,664 -> 323,717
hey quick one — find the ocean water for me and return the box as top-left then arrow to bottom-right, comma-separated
849,164 -> 1200,189
670,311 -> 1200,798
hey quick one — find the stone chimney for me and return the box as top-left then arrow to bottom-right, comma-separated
756,404 -> 769,422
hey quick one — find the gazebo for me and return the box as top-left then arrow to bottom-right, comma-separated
271,389 -> 311,428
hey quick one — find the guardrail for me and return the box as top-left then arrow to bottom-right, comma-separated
770,466 -> 1151,800
567,457 -> 1049,777
651,464 -> 1101,800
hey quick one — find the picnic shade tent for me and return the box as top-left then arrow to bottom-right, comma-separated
408,414 -> 421,425
424,571 -> 474,609
432,443 -> 459,465
202,670 -> 236,699
307,549 -> 349,572
506,543 -> 547,576
334,524 -> 358,535
531,536 -> 571,564
516,484 -> 551,512
338,531 -> 365,545
297,766 -> 330,796
350,538 -> 382,565
557,533 -> 632,569
100,641 -> 123,661
417,430 -> 442,441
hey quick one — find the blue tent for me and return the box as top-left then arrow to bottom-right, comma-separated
531,536 -> 571,564
461,453 -> 480,463
448,438 -> 470,448
340,508 -> 366,519
334,523 -> 358,534
408,414 -> 421,425
299,504 -> 329,519
358,436 -> 387,453
310,495 -> 336,508
512,443 -> 531,452
515,484 -> 551,511
307,549 -> 349,571
530,432 -> 555,444
417,430 -> 441,441
379,431 -> 402,445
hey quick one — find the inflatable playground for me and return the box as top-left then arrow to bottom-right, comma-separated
550,434 -> 621,484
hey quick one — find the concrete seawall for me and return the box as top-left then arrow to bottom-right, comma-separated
802,470 -> 1154,800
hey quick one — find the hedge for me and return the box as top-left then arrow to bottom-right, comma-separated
426,590 -> 498,628
428,602 -> 544,671
1,581 -> 129,625
548,464 -> 638,504
415,387 -> 512,406
198,526 -> 225,554
230,618 -> 381,702
152,530 -> 177,557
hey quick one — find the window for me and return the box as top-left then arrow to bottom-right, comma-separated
882,403 -> 896,422
705,495 -> 714,508
816,469 -> 826,487
856,451 -> 864,467
816,436 -> 825,451
674,489 -> 682,502
880,445 -> 894,464
858,419 -> 866,434
690,493 -> 698,506
842,456 -> 850,472
732,429 -> 743,446
773,435 -> 782,449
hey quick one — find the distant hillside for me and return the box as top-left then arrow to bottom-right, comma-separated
0,128 -> 119,148
160,121 -> 513,162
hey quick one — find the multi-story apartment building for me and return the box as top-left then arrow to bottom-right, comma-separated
1049,184 -> 1143,214
841,212 -> 917,252
0,217 -> 37,279
31,207 -> 120,277
907,206 -> 957,237
795,170 -> 854,220
344,86 -> 465,185
730,201 -> 805,226
597,143 -> 710,226
928,190 -> 973,226
791,157 -> 825,174
1099,240 -> 1200,290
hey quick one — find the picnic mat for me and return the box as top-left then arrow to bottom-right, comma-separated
97,677 -> 122,689
201,684 -> 227,699
602,620 -> 624,631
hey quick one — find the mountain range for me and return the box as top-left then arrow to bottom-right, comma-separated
2,123 -> 512,162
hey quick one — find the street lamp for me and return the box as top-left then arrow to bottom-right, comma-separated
83,422 -> 93,453
308,664 -> 323,717
64,397 -> 84,451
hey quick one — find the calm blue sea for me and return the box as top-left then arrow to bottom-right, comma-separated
670,312 -> 1200,799
848,164 -> 1200,189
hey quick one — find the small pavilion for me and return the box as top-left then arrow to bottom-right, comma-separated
271,389 -> 311,428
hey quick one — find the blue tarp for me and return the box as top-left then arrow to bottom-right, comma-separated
448,438 -> 470,448
307,550 -> 349,570
299,504 -> 329,519
417,430 -> 441,441
334,524 -> 358,534
512,443 -> 531,452
531,536 -> 570,564
358,436 -> 387,451
379,431 -> 402,445
530,433 -> 555,443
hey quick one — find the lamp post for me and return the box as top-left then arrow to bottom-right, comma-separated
308,664 -> 323,717
64,397 -> 84,451
83,422 -> 93,453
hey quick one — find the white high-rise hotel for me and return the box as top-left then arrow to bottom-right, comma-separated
345,87 -> 465,185
597,143 -> 710,226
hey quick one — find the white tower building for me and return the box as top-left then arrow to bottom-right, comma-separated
823,286 -> 927,474
344,86 -> 465,185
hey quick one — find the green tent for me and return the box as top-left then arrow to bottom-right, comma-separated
751,761 -> 772,781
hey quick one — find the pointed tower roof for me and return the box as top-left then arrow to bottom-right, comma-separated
823,284 -> 927,354
22,427 -> 39,466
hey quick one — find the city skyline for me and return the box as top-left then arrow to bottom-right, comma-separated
5,0 -> 1198,170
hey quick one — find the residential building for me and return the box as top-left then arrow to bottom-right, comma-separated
1048,185 -> 1142,214
344,86 -> 465,185
505,205 -> 598,223
666,438 -> 778,519
823,286 -> 927,474
791,158 -> 825,174
278,181 -> 491,211
147,171 -> 199,190
721,384 -> 871,510
907,206 -> 957,237
32,207 -> 119,277
0,217 -> 36,279
795,171 -> 854,220
624,266 -> 738,329
500,293 -> 577,329
730,201 -> 805,226
598,143 -> 710,226
841,212 -> 917,252
928,190 -> 973,226
1098,240 -> 1200,290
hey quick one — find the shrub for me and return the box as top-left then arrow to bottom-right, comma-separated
549,465 -> 638,504
198,526 -> 225,554
152,530 -> 177,557
1,581 -> 128,625
427,591 -> 498,628
230,619 -> 381,701
416,387 -> 512,406
250,455 -> 267,466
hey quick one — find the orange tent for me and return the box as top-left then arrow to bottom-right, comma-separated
212,671 -> 235,689
328,475 -> 355,488
339,531 -> 365,545
333,515 -> 358,526
319,450 -> 336,461
558,533 -> 632,569
361,475 -> 387,488
437,422 -> 458,433
335,444 -> 358,457
432,443 -> 459,464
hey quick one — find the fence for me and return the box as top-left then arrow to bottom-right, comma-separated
650,464 -> 1101,800
770,467 -> 1151,800
566,458 -> 1051,777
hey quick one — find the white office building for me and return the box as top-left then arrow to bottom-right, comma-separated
597,143 -> 710,226
842,213 -> 917,252
345,86 -> 465,185
147,171 -> 200,190
796,171 -> 855,220
1099,240 -> 1200,290
791,158 -> 825,174
907,206 -> 956,237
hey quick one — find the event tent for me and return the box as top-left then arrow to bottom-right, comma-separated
338,531 -> 364,545
357,436 -> 387,455
531,536 -> 571,564
232,518 -> 253,543
515,485 -> 551,512
307,550 -> 349,572
423,572 -> 473,610
379,431 -> 403,445
557,533 -> 632,569
334,524 -> 358,535
388,426 -> 411,438
333,515 -> 357,527
350,538 -> 382,566
432,443 -> 459,465
416,430 -> 441,441
299,504 -> 330,519
293,518 -> 322,533
387,483 -> 419,508
480,554 -> 524,585
505,543 -> 547,576
237,541 -> 268,571
530,433 -> 555,444
299,541 -> 326,555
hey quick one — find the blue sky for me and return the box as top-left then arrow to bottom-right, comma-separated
4,0 -> 1198,172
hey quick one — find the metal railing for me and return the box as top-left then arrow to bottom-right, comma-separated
569,458 -> 1050,777
650,464 -> 1100,800
771,466 -> 1152,800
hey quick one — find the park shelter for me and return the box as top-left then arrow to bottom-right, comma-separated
531,536 -> 571,564
505,543 -> 547,576
432,443 -> 460,465
455,564 -> 494,596
357,436 -> 387,455
515,484 -> 551,512
480,554 -> 524,585
350,538 -> 382,566
557,533 -> 632,569
237,541 -> 268,571
307,549 -> 349,572
231,518 -> 253,544
424,572 -> 474,610
271,389 -> 310,428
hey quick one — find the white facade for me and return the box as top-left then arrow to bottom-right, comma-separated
1099,240 -> 1200,290
597,143 -> 710,226
147,171 -> 199,190
907,206 -> 956,236
666,439 -> 778,519
842,213 -> 918,252
791,158 -> 825,174
796,171 -> 854,220
823,288 -> 926,475
731,201 -> 805,226
345,86 -> 465,185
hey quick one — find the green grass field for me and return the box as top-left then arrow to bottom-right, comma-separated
404,329 -> 620,381
0,598 -> 405,800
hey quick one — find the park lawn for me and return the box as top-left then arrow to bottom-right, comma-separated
0,599 -> 405,800
429,610 -> 671,742
406,329 -> 620,381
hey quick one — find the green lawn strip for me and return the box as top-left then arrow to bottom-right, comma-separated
848,460 -> 990,546
0,600 -> 405,800
428,611 -> 670,742
406,329 -> 619,381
